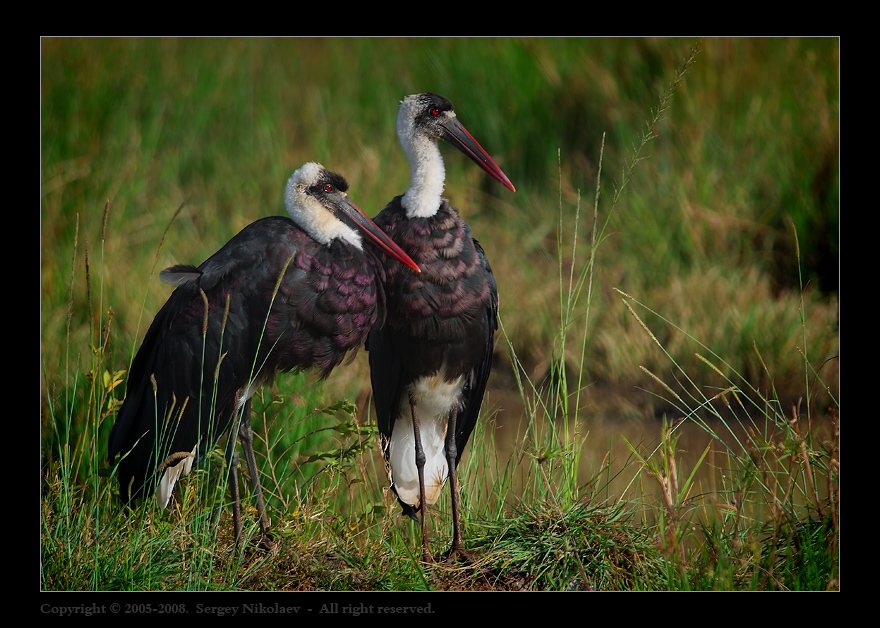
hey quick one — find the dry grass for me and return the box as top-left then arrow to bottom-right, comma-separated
41,38 -> 838,593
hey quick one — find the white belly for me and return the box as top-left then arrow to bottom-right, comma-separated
388,372 -> 464,508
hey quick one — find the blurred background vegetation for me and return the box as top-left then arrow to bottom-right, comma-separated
41,37 -> 838,416
40,36 -> 839,592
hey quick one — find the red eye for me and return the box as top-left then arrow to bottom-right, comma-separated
431,108 -> 440,116
324,184 -> 333,192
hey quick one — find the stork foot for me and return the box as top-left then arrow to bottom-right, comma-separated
240,530 -> 277,555
418,533 -> 433,563
252,531 -> 277,552
443,544 -> 476,564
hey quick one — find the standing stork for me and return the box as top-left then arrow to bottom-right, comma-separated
367,93 -> 515,561
108,163 -> 419,544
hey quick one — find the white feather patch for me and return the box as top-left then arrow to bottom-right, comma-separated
397,99 -> 446,219
388,371 -> 464,507
284,162 -> 363,249
156,443 -> 197,509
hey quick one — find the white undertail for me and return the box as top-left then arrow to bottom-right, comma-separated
157,443 -> 197,509
156,384 -> 258,509
388,370 -> 465,508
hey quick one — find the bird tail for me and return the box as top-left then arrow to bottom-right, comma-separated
109,383 -> 191,505
398,496 -> 421,523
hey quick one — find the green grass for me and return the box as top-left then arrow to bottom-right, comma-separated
41,37 -> 838,592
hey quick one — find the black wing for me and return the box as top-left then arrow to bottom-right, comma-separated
108,218 -> 327,502
451,238 -> 497,465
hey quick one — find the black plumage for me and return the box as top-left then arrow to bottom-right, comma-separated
367,94 -> 514,561
369,196 -> 497,511
108,163 -> 418,542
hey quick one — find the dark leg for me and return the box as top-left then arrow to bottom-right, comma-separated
223,426 -> 243,543
229,451 -> 243,543
444,403 -> 469,562
409,396 -> 431,562
237,398 -> 272,543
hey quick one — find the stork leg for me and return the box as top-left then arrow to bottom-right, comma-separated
237,398 -> 273,545
409,396 -> 431,562
227,448 -> 243,543
222,420 -> 245,542
444,403 -> 469,563
222,406 -> 249,544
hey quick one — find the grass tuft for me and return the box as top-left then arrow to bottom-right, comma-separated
41,38 -> 838,592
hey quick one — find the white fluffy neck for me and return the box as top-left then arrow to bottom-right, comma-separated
398,119 -> 445,219
284,168 -> 363,250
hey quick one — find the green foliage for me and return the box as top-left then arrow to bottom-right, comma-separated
477,499 -> 668,591
41,38 -> 838,591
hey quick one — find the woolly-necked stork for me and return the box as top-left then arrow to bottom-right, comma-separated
108,163 -> 419,544
367,93 -> 515,561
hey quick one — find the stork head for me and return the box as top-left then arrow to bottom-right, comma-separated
397,93 -> 515,192
285,163 -> 419,271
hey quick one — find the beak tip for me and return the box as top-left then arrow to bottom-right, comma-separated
495,173 -> 515,192
399,256 -> 421,273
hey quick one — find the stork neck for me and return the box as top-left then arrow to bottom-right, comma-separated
400,133 -> 445,219
284,175 -> 364,251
